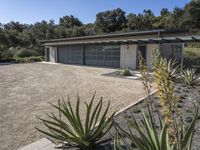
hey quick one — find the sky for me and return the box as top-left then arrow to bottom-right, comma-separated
0,0 -> 191,25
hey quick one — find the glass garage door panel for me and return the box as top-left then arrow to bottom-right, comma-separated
84,45 -> 120,67
57,46 -> 83,64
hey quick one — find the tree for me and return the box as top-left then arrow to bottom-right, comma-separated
95,8 -> 127,32
127,13 -> 138,30
82,23 -> 96,36
4,21 -> 28,32
154,8 -> 174,29
59,15 -> 83,28
172,7 -> 184,28
182,0 -> 200,30
160,8 -> 170,16
127,10 -> 155,30
142,9 -> 156,29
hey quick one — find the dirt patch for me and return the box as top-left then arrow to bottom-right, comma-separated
0,63 -> 147,150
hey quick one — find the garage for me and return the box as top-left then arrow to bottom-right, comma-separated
57,46 -> 83,64
84,45 -> 120,67
57,45 -> 120,67
43,30 -> 195,69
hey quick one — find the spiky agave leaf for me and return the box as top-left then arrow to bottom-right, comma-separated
36,92 -> 115,149
114,105 -> 161,150
181,68 -> 198,85
181,103 -> 199,150
114,103 -> 199,150
167,59 -> 180,80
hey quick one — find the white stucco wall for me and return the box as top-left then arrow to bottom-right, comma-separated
54,47 -> 57,62
45,46 -> 57,62
120,44 -> 137,69
146,44 -> 159,69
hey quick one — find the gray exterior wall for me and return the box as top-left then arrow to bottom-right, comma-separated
146,44 -> 159,69
45,43 -> 183,69
120,44 -> 137,69
120,44 -> 159,69
161,43 -> 183,61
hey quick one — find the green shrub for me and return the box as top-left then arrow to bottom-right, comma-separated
0,51 -> 2,61
26,56 -> 44,63
181,68 -> 199,85
36,93 -> 115,150
15,48 -> 38,58
14,56 -> 44,63
0,49 -> 15,62
14,57 -> 26,63
120,68 -> 132,76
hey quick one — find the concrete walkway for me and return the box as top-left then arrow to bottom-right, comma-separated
18,138 -> 55,150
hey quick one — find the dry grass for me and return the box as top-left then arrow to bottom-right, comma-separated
184,45 -> 200,72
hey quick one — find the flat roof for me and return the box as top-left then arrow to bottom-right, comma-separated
40,29 -> 200,46
43,35 -> 200,46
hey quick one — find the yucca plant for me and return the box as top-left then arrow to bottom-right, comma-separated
114,103 -> 199,150
181,68 -> 198,86
167,59 -> 181,80
152,50 -> 180,80
120,67 -> 132,76
113,49 -> 199,150
35,93 -> 115,150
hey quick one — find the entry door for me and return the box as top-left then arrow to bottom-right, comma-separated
137,45 -> 147,67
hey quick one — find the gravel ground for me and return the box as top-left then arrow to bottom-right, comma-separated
56,81 -> 200,150
103,82 -> 200,150
0,63 -> 146,150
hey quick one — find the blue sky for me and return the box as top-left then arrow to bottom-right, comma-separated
0,0 -> 190,25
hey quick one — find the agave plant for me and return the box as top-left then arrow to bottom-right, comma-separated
181,68 -> 198,85
167,59 -> 181,80
120,67 -> 132,76
35,93 -> 115,150
114,104 -> 199,150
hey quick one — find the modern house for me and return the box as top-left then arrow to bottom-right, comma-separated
41,29 -> 200,69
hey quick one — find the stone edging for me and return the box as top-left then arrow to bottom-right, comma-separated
115,90 -> 158,116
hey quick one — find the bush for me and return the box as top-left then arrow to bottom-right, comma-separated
181,68 -> 199,86
14,56 -> 44,63
14,57 -> 26,63
15,49 -> 38,58
26,56 -> 44,63
0,50 -> 15,62
120,68 -> 132,76
36,93 -> 115,150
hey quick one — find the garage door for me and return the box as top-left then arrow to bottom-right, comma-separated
84,45 -> 120,67
57,46 -> 83,64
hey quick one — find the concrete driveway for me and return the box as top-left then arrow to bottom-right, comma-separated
0,63 -> 146,150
